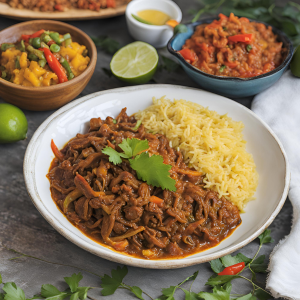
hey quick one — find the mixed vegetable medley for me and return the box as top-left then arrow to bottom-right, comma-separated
0,29 -> 90,87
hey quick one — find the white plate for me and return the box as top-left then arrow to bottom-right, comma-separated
24,84 -> 290,269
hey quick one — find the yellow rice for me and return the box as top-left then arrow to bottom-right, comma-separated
135,96 -> 259,211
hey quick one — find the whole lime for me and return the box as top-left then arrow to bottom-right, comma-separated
0,103 -> 28,144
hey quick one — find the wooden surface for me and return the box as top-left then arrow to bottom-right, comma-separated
0,20 -> 97,111
0,3 -> 127,21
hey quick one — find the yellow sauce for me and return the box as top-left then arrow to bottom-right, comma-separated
137,9 -> 170,25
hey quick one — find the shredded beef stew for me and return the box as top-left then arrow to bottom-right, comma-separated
47,108 -> 241,259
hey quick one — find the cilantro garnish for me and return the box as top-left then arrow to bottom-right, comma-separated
102,138 -> 176,192
2,229 -> 274,300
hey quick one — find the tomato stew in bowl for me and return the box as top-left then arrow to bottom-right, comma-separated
167,15 -> 293,98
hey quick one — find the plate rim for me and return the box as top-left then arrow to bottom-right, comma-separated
23,84 -> 290,269
0,3 -> 127,21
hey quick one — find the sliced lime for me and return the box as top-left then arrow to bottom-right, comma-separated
110,41 -> 158,84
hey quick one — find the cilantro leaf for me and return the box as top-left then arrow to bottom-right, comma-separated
119,138 -> 148,157
235,254 -> 252,265
205,275 -> 239,287
258,229 -> 274,245
210,259 -> 224,273
220,253 -> 250,267
222,282 -> 232,294
235,293 -> 256,300
160,271 -> 198,300
76,287 -> 90,300
40,285 -> 67,300
130,153 -> 176,191
102,147 -> 123,164
127,286 -> 144,300
3,283 -> 26,300
254,289 -> 272,300
198,285 -> 230,300
100,266 -> 128,296
69,293 -> 78,300
64,273 -> 83,293
181,289 -> 199,300
91,36 -> 120,54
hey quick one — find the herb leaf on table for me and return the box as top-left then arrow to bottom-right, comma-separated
91,36 -> 120,54
1,229 -> 275,300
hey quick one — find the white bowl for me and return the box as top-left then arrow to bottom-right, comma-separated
125,0 -> 182,48
24,85 -> 289,269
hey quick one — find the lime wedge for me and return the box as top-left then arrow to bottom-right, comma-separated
110,41 -> 158,84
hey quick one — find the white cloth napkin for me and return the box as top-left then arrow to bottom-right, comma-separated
251,70 -> 300,300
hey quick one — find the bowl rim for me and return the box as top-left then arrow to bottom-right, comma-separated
167,17 -> 294,82
0,19 -> 97,90
125,0 -> 182,30
23,84 -> 290,269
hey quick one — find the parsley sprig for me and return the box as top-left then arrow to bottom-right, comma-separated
1,229 -> 274,300
102,138 -> 177,191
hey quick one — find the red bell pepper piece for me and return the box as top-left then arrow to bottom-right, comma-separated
30,29 -> 45,39
178,48 -> 197,63
228,33 -> 253,44
51,139 -> 64,162
106,0 -> 116,8
218,262 -> 245,276
21,34 -> 31,42
41,48 -> 68,83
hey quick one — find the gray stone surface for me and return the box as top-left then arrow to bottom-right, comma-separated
0,2 -> 293,299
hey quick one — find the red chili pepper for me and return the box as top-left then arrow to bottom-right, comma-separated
106,0 -> 116,8
41,48 -> 68,83
178,48 -> 197,63
51,139 -> 64,162
228,34 -> 252,44
30,29 -> 45,39
21,34 -> 31,42
218,262 -> 245,276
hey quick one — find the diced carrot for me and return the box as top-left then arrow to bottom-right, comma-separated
51,139 -> 64,162
149,195 -> 164,206
166,19 -> 179,28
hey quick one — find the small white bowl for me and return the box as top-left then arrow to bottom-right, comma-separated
125,0 -> 182,48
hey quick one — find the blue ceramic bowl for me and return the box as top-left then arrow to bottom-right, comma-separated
167,18 -> 293,98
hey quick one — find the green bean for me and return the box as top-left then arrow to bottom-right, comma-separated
60,57 -> 74,80
15,56 -> 21,69
1,43 -> 14,51
28,53 -> 39,61
19,40 -> 25,52
32,37 -> 41,49
64,38 -> 72,47
219,65 -> 226,72
27,45 -> 45,60
1,70 -> 7,78
82,49 -> 88,57
29,38 -> 33,45
41,42 -> 49,49
43,34 -> 52,44
246,44 -> 252,52
50,43 -> 60,53
49,32 -> 61,45
63,33 -> 71,40
38,59 -> 47,68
